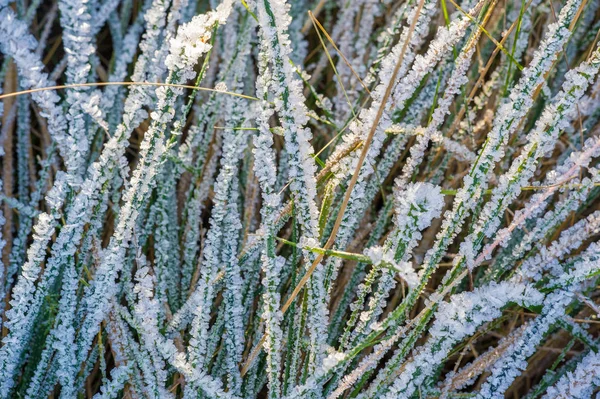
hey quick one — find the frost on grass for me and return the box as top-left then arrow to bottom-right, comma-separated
1,0 -> 600,397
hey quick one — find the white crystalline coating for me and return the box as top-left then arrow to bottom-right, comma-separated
129,260 -> 234,399
437,324 -> 529,398
430,132 -> 477,162
314,2 -> 449,339
0,7 -> 68,164
329,0 -> 382,124
254,0 -> 329,379
322,350 -> 346,374
165,0 -> 233,82
81,93 -> 110,132
477,248 -> 600,399
221,193 -> 245,394
548,243 -> 600,290
176,13 -> 254,391
475,290 -> 576,399
214,81 -> 228,92
381,282 -> 543,399
542,349 -> 600,399
186,62 -> 250,378
92,362 -> 133,399
252,0 -> 301,393
326,2 -> 482,316
343,181 -> 444,351
299,236 -> 320,251
392,261 -> 419,289
517,210 -> 600,281
0,3 -> 180,385
475,45 -> 600,242
44,172 -> 69,210
101,18 -> 144,116
446,0 -> 593,272
325,0 -> 440,243
395,33 -> 478,188
393,181 -> 444,275
429,46 -> 475,131
478,137 -> 600,267
363,246 -> 387,266
58,0 -> 102,182
255,0 -> 321,239
0,172 -> 69,395
394,182 -> 444,231
131,263 -> 176,398
389,5 -> 477,117
46,3 -> 235,396
364,246 -> 419,289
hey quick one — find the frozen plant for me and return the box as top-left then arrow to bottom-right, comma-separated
1,0 -> 600,397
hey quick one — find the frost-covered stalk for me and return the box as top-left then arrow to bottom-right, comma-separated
339,183 -> 443,350
252,43 -> 285,399
330,0 -> 382,124
472,243 -> 600,398
457,41 -> 600,272
92,363 -> 134,399
2,94 -> 31,296
254,0 -> 327,370
473,291 -> 574,399
323,45 -> 450,300
186,5 -> 251,374
0,6 -> 67,154
221,184 -> 244,394
541,349 -> 600,399
58,0 -> 99,181
475,269 -> 600,399
176,11 -> 252,308
101,15 -> 145,129
0,0 -> 179,392
388,0 -> 582,335
314,4 -> 486,372
333,21 -> 481,351
517,210 -> 600,282
325,60 -> 453,345
151,171 -> 180,311
131,254 -> 175,398
379,282 -> 543,399
178,130 -> 221,305
0,0 -> 170,382
480,136 -> 600,272
0,172 -> 69,397
323,0 -> 482,311
437,323 -> 531,398
394,20 -> 481,188
72,0 -> 233,385
363,39 -> 599,392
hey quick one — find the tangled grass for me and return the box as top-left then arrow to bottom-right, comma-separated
1,0 -> 600,397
